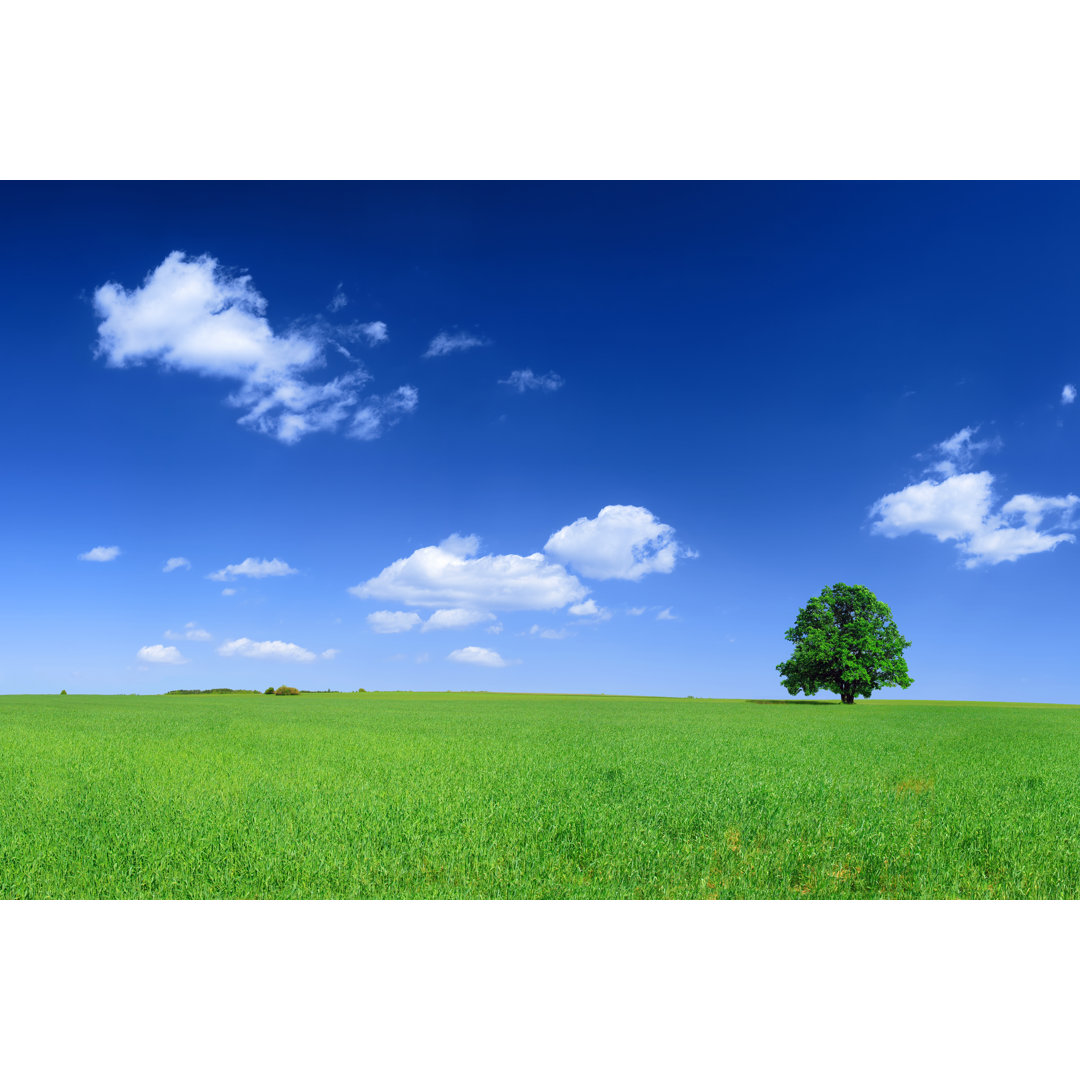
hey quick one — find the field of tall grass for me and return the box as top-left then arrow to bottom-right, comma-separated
1,692 -> 1078,898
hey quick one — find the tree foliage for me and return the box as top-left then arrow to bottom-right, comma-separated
274,685 -> 300,696
776,582 -> 913,704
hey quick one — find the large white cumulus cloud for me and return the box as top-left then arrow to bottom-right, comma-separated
350,534 -> 587,611
871,430 -> 1078,567
543,505 -> 694,581
93,252 -> 416,444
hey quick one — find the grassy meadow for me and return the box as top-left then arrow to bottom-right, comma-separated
1,692 -> 1078,899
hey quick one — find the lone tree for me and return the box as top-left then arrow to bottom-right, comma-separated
776,582 -> 913,704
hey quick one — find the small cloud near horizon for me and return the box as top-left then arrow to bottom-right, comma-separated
447,645 -> 516,667
137,644 -> 187,664
217,638 -> 316,662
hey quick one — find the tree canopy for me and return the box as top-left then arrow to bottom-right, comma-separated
776,582 -> 913,704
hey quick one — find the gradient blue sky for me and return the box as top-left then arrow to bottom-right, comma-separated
3,181 -> 1078,700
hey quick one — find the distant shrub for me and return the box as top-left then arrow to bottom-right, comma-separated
357,688 -> 366,693
274,685 -> 300,696
264,686 -> 275,695
60,690 -> 67,695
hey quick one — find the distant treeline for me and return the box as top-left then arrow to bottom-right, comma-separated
165,688 -> 362,695
165,689 -> 262,695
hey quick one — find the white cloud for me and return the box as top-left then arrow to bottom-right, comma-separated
568,599 -> 611,621
137,644 -> 187,664
544,505 -> 694,581
208,557 -> 297,582
350,533 -> 587,611
626,606 -> 647,616
1000,493 -> 1080,527
321,649 -> 339,660
163,556 -> 191,572
447,646 -> 515,667
221,588 -> 237,597
1063,384 -> 1076,405
421,608 -> 496,632
424,331 -> 487,358
328,285 -> 347,312
217,638 -> 316,662
656,607 -> 678,620
78,545 -> 120,562
367,611 -> 422,634
871,433 -> 1078,567
93,252 -> 415,445
871,472 -> 994,542
499,369 -> 564,393
486,622 -> 504,635
164,622 -> 212,642
359,321 -> 388,345
957,523 -> 1074,566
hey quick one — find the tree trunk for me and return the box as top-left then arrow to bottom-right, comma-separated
841,692 -> 855,705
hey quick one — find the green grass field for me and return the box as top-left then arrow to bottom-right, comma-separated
1,692 -> 1078,898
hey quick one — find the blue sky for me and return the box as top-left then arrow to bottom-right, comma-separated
3,181 -> 1078,700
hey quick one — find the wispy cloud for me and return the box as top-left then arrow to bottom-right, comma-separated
164,622 -> 212,642
871,429 -> 1078,567
328,284 -> 348,312
447,646 -> 515,667
924,426 -> 1000,477
499,369 -> 564,393
221,588 -> 237,597
163,556 -> 190,573
350,385 -> 418,441
656,607 -> 678,621
333,321 -> 389,349
1063,384 -> 1076,405
529,624 -> 572,639
137,644 -> 187,664
78,546 -> 120,562
424,331 -> 487,358
208,557 -> 297,582
217,638 -> 316,662
321,649 -> 339,660
544,505 -> 696,581
93,252 -> 415,445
